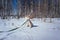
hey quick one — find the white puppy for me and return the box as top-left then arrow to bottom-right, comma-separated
25,16 -> 33,28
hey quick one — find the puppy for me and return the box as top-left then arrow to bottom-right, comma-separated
25,16 -> 33,28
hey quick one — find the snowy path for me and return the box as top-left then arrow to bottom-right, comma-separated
0,18 -> 60,40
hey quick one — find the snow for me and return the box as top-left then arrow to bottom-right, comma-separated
0,18 -> 60,40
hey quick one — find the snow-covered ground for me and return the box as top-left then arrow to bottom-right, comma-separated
0,18 -> 60,40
